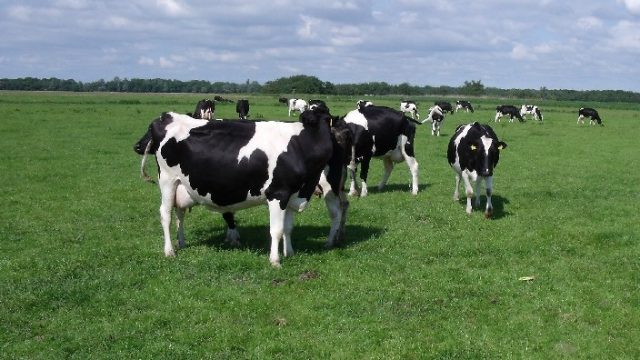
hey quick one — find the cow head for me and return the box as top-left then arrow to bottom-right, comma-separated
466,124 -> 507,177
133,112 -> 173,155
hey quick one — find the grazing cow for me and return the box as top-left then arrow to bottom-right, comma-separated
278,97 -> 288,104
520,105 -> 543,121
343,105 -> 420,197
435,101 -> 454,114
421,105 -> 446,136
356,100 -> 373,110
400,100 -> 420,120
236,99 -> 250,120
288,98 -> 308,117
133,108 -> 352,267
578,107 -> 603,125
447,122 -> 507,218
495,105 -> 524,122
192,99 -> 215,120
455,100 -> 474,113
214,95 -> 234,103
309,99 -> 329,112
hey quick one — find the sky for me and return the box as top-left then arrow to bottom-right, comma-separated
1,0 -> 640,91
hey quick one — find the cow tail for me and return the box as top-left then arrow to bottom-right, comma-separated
140,140 -> 155,183
406,116 -> 422,125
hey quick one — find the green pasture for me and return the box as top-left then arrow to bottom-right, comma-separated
1,91 -> 638,358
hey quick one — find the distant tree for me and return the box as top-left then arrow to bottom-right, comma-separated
460,80 -> 485,96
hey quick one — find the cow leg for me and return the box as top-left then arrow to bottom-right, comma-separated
378,157 -> 394,191
282,209 -> 295,257
400,150 -> 419,196
494,113 -> 500,122
158,176 -> 178,257
175,207 -> 186,249
359,158 -> 371,197
174,183 -> 194,249
484,176 -> 494,218
267,200 -> 286,268
577,115 -> 584,124
222,212 -> 241,247
461,172 -> 475,214
453,172 -> 461,201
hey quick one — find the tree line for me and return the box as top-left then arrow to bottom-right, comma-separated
2,75 -> 639,103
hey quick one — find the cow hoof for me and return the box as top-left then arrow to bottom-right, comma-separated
485,211 -> 493,219
164,248 -> 176,257
270,260 -> 282,269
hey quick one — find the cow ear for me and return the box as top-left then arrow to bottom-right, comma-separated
498,141 -> 507,150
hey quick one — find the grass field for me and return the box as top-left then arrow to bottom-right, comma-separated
1,91 -> 638,358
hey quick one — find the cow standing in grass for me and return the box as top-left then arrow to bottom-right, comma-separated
448,122 -> 507,218
343,105 -> 420,197
133,108 -> 352,267
578,107 -> 603,125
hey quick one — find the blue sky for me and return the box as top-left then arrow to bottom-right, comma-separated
1,0 -> 639,91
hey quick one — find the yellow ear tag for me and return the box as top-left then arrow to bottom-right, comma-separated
498,144 -> 504,150
470,144 -> 477,150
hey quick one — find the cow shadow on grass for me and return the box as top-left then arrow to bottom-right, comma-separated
453,194 -> 511,220
364,182 -> 430,194
187,223 -> 381,254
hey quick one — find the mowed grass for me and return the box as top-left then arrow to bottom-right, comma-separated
1,91 -> 638,358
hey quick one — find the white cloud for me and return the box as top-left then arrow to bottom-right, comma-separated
510,44 -> 532,60
577,16 -> 603,30
155,0 -> 188,17
620,0 -> 640,15
138,57 -> 155,66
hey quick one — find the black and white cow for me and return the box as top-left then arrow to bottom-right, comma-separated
214,95 -> 234,103
356,100 -> 373,110
278,97 -> 288,104
435,101 -> 454,114
448,122 -> 507,218
133,108 -> 352,267
421,105 -> 445,136
520,105 -> 543,121
192,99 -> 215,120
455,100 -> 474,113
236,99 -> 250,120
343,105 -> 420,197
495,105 -> 524,123
578,107 -> 603,125
400,100 -> 420,120
288,98 -> 308,117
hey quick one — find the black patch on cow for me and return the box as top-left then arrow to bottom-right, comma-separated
160,120 -> 271,206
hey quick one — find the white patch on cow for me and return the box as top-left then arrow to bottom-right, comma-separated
481,135 -> 493,157
343,109 -> 369,129
237,121 -> 304,197
163,112 -> 208,142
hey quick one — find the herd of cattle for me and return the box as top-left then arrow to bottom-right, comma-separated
134,96 -> 603,266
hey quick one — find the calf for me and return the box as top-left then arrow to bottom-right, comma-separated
520,105 -> 543,121
133,108 -> 352,267
435,101 -> 454,114
343,105 -> 420,197
578,107 -> 603,125
495,105 -> 524,122
400,100 -> 420,120
288,98 -> 308,117
421,105 -> 445,136
236,99 -> 250,120
455,100 -> 474,113
192,99 -> 215,120
448,122 -> 507,218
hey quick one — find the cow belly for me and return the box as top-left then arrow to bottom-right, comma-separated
178,178 -> 268,212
